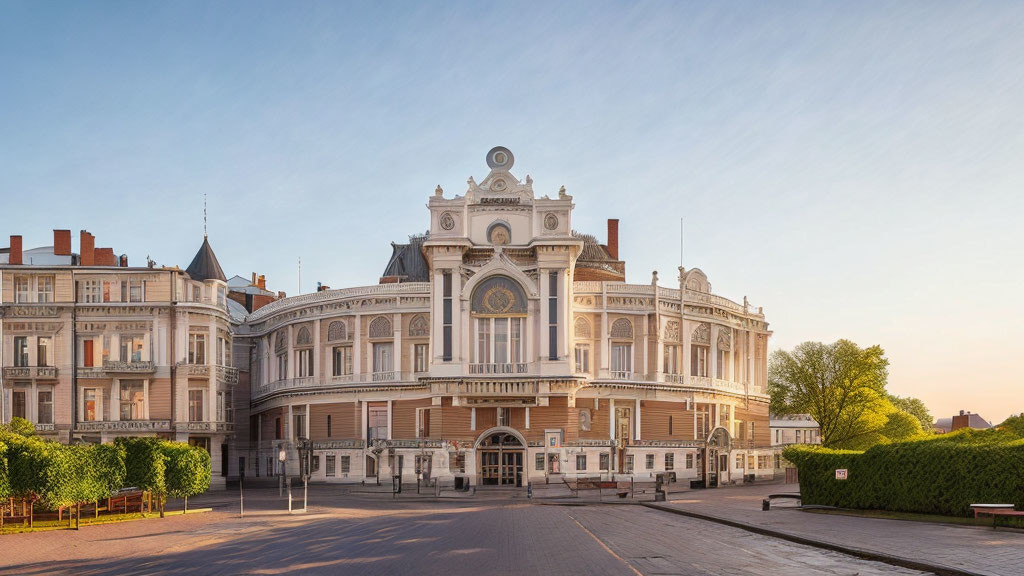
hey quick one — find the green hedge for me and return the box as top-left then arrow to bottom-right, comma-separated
785,429 -> 1024,516
116,437 -> 167,496
162,442 -> 211,500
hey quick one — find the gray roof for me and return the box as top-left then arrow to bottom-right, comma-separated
227,298 -> 249,323
186,237 -> 226,282
572,231 -> 616,261
382,234 -> 429,282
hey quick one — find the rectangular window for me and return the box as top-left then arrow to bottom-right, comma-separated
216,391 -> 225,422
296,349 -> 313,377
511,318 -> 522,363
476,318 -> 491,364
217,337 -> 225,366
332,346 -> 353,376
749,421 -> 755,442
576,454 -> 587,471
367,404 -> 388,440
12,389 -> 27,420
37,276 -> 54,303
372,343 -> 393,374
417,408 -> 431,437
188,333 -> 206,364
736,454 -> 744,469
548,272 -> 558,360
795,430 -> 802,443
494,318 -> 508,364
277,353 -> 288,380
188,389 -> 204,421
451,452 -> 466,473
775,429 -> 781,444
442,272 -> 452,362
14,337 -> 29,367
748,454 -> 756,469
14,276 -> 30,303
414,344 -> 429,373
83,389 -> 98,421
326,455 -> 336,477
275,417 -> 282,440
37,337 -> 51,367
80,279 -> 101,303
294,413 -> 305,440
664,344 -> 681,374
611,344 -> 632,374
535,453 -> 545,471
645,454 -> 655,470
496,407 -> 510,427
665,453 -> 675,471
340,455 -> 351,474
129,279 -> 145,302
686,453 -> 694,469
574,345 -> 590,373
599,452 -> 610,471
669,415 -> 674,436
691,345 -> 708,377
624,454 -> 634,473
120,335 -> 145,363
37,390 -> 53,425
327,414 -> 333,437
120,380 -> 145,420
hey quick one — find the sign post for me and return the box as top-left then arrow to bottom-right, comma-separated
835,469 -> 848,480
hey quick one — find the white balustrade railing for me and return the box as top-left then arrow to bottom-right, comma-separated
247,282 -> 431,323
372,371 -> 397,382
468,363 -> 529,375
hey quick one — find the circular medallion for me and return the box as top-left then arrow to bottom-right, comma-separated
439,212 -> 455,231
483,286 -> 515,314
486,146 -> 514,169
491,178 -> 507,191
489,224 -> 510,245
544,213 -> 559,230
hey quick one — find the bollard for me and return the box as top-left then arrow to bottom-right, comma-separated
287,478 -> 293,512
527,482 -> 533,499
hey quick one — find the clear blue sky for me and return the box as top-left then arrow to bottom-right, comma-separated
2,1 -> 1022,423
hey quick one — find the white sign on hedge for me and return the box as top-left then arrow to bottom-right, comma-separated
835,469 -> 848,480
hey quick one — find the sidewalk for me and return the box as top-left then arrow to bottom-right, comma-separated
644,482 -> 1023,576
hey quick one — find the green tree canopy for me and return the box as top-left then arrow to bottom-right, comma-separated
769,339 -> 892,448
889,395 -> 934,433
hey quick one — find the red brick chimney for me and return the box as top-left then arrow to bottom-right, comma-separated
258,275 -> 267,290
606,219 -> 619,260
80,230 -> 95,266
94,248 -> 117,267
9,235 -> 23,265
53,230 -> 71,256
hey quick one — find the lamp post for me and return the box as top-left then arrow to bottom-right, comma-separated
297,437 -> 311,513
278,447 -> 287,497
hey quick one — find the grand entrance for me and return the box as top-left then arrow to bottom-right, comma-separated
705,427 -> 731,488
476,428 -> 525,487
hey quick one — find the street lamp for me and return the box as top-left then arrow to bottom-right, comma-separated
278,446 -> 287,497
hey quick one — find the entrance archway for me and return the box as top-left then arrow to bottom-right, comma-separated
704,427 -> 731,488
475,427 -> 526,487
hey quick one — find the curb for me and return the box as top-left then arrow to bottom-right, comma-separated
641,503 -> 986,576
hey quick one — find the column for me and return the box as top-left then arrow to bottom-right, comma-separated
286,325 -> 295,380
353,314 -> 362,379
634,398 -> 641,441
393,313 -> 402,377
312,319 -> 321,382
642,315 -> 649,379
111,379 -> 120,421
386,399 -> 393,440
539,268 -> 549,361
709,326 -> 718,382
609,399 -> 616,441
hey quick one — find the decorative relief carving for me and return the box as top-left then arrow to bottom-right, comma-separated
692,323 -> 711,345
664,320 -> 680,341
573,296 -> 595,306
368,316 -> 392,339
408,314 -> 430,337
488,223 -> 511,245
610,318 -> 633,339
296,327 -> 312,346
471,276 -> 527,316
607,297 -> 653,309
275,332 -> 287,352
717,327 -> 732,351
327,321 -> 347,342
544,213 -> 559,230
439,212 -> 455,230
574,316 -> 591,339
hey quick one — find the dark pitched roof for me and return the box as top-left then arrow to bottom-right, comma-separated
572,231 -> 616,261
382,234 -> 429,282
186,237 -> 226,282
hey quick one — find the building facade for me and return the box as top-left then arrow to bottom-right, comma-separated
239,147 -> 774,488
0,230 -> 238,488
770,414 -> 821,446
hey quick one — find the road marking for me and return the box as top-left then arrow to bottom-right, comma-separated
566,512 -> 644,576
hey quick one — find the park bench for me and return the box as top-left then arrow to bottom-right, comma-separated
970,504 -> 1024,529
762,493 -> 802,511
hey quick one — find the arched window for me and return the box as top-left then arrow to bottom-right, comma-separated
610,318 -> 633,339
296,327 -> 312,346
470,276 -> 528,367
408,314 -> 430,337
327,321 -> 347,342
368,316 -> 392,339
471,276 -> 528,316
574,316 -> 591,339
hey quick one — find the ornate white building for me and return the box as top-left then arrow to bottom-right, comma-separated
237,147 -> 774,488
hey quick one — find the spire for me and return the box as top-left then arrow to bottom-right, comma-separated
186,236 -> 226,282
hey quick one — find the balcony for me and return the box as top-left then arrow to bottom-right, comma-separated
469,363 -> 529,375
103,360 -> 155,373
662,374 -> 750,395
3,366 -> 58,380
435,380 -> 539,397
176,421 -> 234,433
215,365 -> 239,386
372,371 -> 397,382
75,420 -> 172,433
609,370 -> 635,380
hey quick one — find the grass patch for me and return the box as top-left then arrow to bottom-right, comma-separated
804,507 -> 1024,529
0,507 -> 211,534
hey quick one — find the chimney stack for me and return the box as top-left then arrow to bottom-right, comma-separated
53,230 -> 71,256
258,275 -> 267,290
119,254 -> 128,267
95,248 -> 117,267
251,272 -> 257,285
9,235 -> 23,265
80,230 -> 95,266
606,219 -> 619,260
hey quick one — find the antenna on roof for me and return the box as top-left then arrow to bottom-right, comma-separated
203,193 -> 208,238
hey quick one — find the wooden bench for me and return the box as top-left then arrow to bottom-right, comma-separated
762,493 -> 802,510
970,504 -> 1024,529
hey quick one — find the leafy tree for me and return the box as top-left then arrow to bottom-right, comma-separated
162,442 -> 211,512
769,339 -> 890,448
4,417 -> 36,437
0,440 -> 10,500
116,437 -> 167,516
999,415 -> 1024,437
889,395 -> 934,434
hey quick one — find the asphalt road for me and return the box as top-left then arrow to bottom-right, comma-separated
0,497 -> 928,575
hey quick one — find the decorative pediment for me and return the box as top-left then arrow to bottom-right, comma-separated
369,316 -> 392,339
664,320 -> 680,342
610,318 -> 633,339
295,326 -> 312,346
574,316 -> 592,339
692,323 -> 710,345
717,327 -> 732,351
466,147 -> 535,205
408,314 -> 430,337
327,320 -> 347,342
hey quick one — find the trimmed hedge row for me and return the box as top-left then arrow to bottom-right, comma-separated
785,429 -> 1024,516
0,427 -> 211,511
